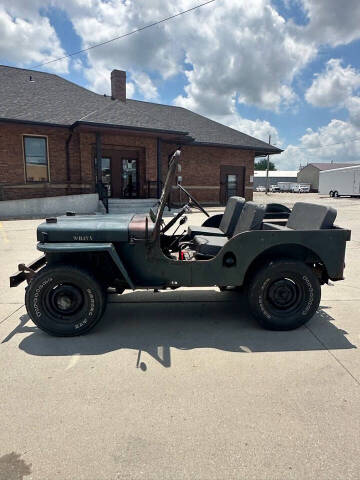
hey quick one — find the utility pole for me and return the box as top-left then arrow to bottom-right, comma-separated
265,134 -> 271,194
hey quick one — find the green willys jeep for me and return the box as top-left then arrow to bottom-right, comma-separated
10,150 -> 350,336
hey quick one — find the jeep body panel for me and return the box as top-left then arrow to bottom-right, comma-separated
120,227 -> 348,287
37,242 -> 135,289
35,223 -> 349,288
37,214 -> 133,243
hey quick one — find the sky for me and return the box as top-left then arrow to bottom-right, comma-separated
1,0 -> 360,170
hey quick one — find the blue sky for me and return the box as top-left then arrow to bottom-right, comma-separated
1,0 -> 360,169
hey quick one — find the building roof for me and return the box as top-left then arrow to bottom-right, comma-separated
254,170 -> 298,177
303,162 -> 360,171
319,164 -> 360,173
0,65 -> 282,155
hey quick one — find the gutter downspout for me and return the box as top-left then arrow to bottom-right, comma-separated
65,126 -> 74,183
157,137 -> 162,199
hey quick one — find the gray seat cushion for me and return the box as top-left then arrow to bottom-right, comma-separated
218,196 -> 246,235
287,202 -> 337,230
193,202 -> 266,256
193,235 -> 227,256
188,196 -> 245,238
187,225 -> 224,237
233,201 -> 266,235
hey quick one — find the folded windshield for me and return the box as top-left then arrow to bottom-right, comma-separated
151,149 -> 181,240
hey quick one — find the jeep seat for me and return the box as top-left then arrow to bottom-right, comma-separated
188,196 -> 245,238
263,202 -> 337,231
286,202 -> 337,230
193,202 -> 266,257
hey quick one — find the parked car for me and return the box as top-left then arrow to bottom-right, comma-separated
270,185 -> 280,192
10,150 -> 350,335
256,185 -> 266,192
292,183 -> 311,193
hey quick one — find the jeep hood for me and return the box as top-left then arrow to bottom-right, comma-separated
37,214 -> 134,243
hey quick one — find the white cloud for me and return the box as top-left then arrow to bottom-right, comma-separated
63,1 -> 183,79
131,71 -> 158,100
126,81 -> 135,99
297,0 -> 360,47
173,0 -> 313,114
3,0 -> 360,173
58,0 -> 316,115
305,59 -> 360,108
347,96 -> 360,128
61,0 -> 360,117
0,4 -> 69,73
84,65 -> 111,94
211,110 -> 281,147
279,119 -> 360,170
83,65 -> 152,100
274,145 -> 306,171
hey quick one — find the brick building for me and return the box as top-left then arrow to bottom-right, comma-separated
0,65 -> 282,206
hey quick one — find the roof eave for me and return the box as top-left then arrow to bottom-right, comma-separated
0,117 -> 70,128
74,120 -> 189,137
191,141 -> 283,154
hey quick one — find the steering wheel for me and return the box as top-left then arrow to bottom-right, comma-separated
178,184 -> 210,217
161,204 -> 190,234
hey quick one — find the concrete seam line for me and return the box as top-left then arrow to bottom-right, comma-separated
0,304 -> 24,325
306,324 -> 360,388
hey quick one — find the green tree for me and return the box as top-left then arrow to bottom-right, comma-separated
254,159 -> 276,171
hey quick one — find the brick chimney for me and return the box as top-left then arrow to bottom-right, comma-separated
111,69 -> 126,101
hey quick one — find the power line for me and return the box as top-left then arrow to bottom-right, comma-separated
31,0 -> 217,69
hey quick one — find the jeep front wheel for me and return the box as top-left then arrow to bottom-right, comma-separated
247,260 -> 321,330
25,265 -> 106,336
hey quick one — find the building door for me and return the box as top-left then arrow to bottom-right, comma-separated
121,158 -> 138,198
226,174 -> 238,200
106,151 -> 139,198
220,165 -> 245,205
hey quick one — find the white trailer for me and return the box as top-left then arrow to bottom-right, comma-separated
319,165 -> 360,197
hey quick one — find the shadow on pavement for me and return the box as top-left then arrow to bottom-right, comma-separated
9,289 -> 356,368
0,452 -> 32,480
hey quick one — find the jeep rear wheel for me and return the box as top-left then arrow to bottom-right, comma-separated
25,265 -> 106,336
247,260 -> 321,330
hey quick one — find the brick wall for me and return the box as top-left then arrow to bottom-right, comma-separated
161,143 -> 254,203
0,123 -> 92,200
0,122 -> 254,203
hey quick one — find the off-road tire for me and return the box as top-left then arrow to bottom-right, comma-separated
329,191 -> 334,197
333,191 -> 339,198
247,259 -> 321,330
25,265 -> 106,336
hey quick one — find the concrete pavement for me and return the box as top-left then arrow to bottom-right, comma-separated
0,194 -> 359,480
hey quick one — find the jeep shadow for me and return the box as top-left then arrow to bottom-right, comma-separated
12,290 -> 356,368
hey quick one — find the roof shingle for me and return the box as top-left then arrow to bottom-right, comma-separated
0,65 -> 281,154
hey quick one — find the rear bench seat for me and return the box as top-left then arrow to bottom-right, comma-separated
188,196 -> 245,238
193,202 -> 266,256
263,202 -> 337,231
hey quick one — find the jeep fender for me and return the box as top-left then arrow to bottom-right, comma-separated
37,242 -> 135,289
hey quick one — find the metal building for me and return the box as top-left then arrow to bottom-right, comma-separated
253,171 -> 298,188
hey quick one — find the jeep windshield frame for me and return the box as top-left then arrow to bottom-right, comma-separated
151,149 -> 181,242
